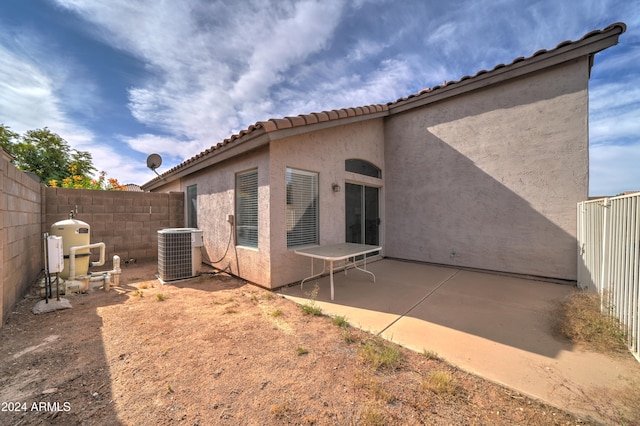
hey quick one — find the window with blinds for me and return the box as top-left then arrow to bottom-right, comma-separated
235,169 -> 258,248
286,168 -> 318,248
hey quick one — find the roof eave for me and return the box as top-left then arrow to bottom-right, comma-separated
141,128 -> 270,191
141,108 -> 388,191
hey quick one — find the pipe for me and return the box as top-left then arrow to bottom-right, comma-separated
67,246 -> 121,292
90,243 -> 106,267
111,255 -> 121,287
89,255 -> 121,292
69,242 -> 105,280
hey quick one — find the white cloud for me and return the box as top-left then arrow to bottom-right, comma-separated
0,29 -> 149,183
230,0 -> 345,104
122,133 -> 204,163
53,0 -> 348,144
73,140 -> 155,185
590,142 -> 640,195
0,43 -> 65,133
0,37 -> 89,143
589,82 -> 640,144
347,39 -> 389,62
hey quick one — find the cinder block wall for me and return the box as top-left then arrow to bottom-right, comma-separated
44,188 -> 184,264
1,153 -> 44,326
1,164 -> 184,330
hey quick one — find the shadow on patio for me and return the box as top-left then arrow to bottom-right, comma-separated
280,258 -> 573,358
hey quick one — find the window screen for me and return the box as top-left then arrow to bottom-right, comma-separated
236,169 -> 258,247
286,168 -> 318,248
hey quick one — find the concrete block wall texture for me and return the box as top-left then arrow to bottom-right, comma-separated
0,169 -> 184,330
44,188 -> 184,265
1,154 -> 44,326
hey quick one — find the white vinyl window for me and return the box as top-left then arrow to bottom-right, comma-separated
236,169 -> 258,248
286,168 -> 318,248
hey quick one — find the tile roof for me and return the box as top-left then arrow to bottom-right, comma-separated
144,22 -> 626,189
148,104 -> 388,183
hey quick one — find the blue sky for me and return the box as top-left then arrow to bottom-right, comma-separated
0,0 -> 638,195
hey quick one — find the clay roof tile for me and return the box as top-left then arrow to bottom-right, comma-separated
314,111 -> 330,122
257,120 -> 278,132
302,114 -> 318,125
287,116 -> 306,127
270,118 -> 293,129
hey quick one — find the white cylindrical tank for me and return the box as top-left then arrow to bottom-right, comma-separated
50,218 -> 91,279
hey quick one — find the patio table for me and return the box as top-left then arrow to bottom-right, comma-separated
294,243 -> 381,300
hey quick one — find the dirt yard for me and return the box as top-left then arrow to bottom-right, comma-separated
0,261 -> 622,425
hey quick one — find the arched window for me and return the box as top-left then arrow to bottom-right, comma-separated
345,159 -> 381,178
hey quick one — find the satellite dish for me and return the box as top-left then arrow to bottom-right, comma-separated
146,153 -> 162,176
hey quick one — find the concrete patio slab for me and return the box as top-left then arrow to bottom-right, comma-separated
279,259 -> 640,423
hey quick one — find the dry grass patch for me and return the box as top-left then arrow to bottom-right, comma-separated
358,404 -> 387,426
341,329 -> 359,344
421,370 -> 458,398
354,372 -> 395,403
553,290 -> 627,353
331,314 -> 349,328
422,348 -> 441,361
270,402 -> 292,419
359,338 -> 403,371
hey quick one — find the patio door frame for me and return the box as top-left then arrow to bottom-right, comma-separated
345,182 -> 380,254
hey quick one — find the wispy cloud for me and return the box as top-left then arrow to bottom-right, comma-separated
0,40 -> 64,133
590,143 -> 640,195
54,0 -> 350,160
0,25 -> 143,183
589,64 -> 640,146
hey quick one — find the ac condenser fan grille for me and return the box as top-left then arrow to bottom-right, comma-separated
158,230 -> 193,281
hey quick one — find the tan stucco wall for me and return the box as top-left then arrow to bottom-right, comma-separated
269,119 -> 385,287
384,57 -> 590,280
176,146 -> 272,287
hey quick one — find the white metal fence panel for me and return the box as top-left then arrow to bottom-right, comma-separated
578,193 -> 640,362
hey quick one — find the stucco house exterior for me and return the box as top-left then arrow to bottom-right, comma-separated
142,23 -> 625,289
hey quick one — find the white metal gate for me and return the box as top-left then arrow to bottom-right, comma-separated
577,193 -> 640,362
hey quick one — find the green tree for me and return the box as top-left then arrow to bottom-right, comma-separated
0,124 -> 19,154
69,150 -> 96,178
0,124 -> 123,190
13,128 -> 89,182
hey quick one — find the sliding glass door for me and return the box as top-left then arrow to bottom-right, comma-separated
345,183 -> 379,252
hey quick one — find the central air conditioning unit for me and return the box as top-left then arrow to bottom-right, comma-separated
157,228 -> 203,281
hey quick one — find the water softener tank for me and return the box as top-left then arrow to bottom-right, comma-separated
50,218 -> 91,279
